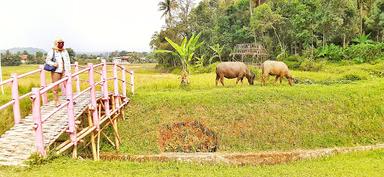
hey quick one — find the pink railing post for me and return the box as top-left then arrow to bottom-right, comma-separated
61,83 -> 66,97
122,66 -> 126,98
101,60 -> 110,115
31,88 -> 46,156
88,63 -> 99,130
39,65 -> 48,104
65,72 -> 77,145
74,62 -> 80,95
11,73 -> 21,124
130,70 -> 134,95
113,63 -> 120,108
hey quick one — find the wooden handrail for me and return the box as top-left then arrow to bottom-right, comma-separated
0,78 -> 13,87
0,61 -> 135,158
40,77 -> 69,94
17,69 -> 41,80
0,100 -> 15,111
72,68 -> 89,78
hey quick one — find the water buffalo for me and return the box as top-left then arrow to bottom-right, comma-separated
216,62 -> 255,86
261,60 -> 294,86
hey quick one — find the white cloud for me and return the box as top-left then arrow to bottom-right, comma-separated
0,0 -> 167,52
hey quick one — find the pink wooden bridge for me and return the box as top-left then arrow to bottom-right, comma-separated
0,60 -> 134,166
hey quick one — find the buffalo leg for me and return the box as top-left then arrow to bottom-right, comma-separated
261,75 -> 265,86
261,74 -> 269,86
220,76 -> 225,86
286,76 -> 293,86
216,74 -> 220,86
274,76 -> 279,83
236,77 -> 241,84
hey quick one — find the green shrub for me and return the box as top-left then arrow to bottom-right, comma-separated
345,43 -> 384,62
190,63 -> 219,74
281,55 -> 305,69
171,67 -> 182,74
342,74 -> 365,81
315,44 -> 345,61
299,59 -> 325,72
1,54 -> 22,66
191,66 -> 211,74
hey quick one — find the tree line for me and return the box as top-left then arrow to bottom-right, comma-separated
151,0 -> 384,67
0,48 -> 76,66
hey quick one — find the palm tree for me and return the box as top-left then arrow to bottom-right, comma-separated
158,0 -> 176,26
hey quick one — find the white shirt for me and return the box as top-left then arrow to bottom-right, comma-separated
45,49 -> 71,73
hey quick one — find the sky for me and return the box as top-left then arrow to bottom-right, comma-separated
0,0 -> 169,53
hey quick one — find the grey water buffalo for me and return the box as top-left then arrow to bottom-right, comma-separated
216,62 -> 255,86
261,60 -> 294,86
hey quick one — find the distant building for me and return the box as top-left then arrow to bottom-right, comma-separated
112,56 -> 131,64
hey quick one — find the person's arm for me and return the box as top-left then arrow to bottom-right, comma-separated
45,49 -> 56,66
63,50 -> 71,73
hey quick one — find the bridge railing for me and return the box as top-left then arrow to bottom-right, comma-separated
0,63 -> 84,125
0,66 -> 48,125
32,60 -> 134,156
0,60 -> 134,156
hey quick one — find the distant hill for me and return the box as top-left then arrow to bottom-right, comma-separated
0,47 -> 46,54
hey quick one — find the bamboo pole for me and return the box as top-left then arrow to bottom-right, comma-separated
112,118 -> 120,151
102,131 -> 116,147
110,93 -> 120,151
97,129 -> 100,160
72,145 -> 78,159
87,108 -> 97,160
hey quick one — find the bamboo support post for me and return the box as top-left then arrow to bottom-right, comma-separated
87,108 -> 97,160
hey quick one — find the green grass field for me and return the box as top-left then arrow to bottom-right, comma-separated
1,149 -> 384,177
119,61 -> 384,154
1,61 -> 384,175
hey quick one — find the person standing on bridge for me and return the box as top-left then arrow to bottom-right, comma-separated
45,38 -> 71,107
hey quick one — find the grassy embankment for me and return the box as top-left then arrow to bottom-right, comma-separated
1,62 -> 384,153
119,62 -> 384,154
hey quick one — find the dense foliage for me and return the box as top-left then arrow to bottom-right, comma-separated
151,0 -> 384,67
1,51 -> 22,66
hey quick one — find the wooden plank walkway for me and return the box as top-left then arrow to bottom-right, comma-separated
0,92 -> 102,166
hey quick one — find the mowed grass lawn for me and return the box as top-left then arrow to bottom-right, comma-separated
1,149 -> 384,176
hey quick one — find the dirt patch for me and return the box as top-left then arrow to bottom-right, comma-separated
99,144 -> 384,166
158,121 -> 218,153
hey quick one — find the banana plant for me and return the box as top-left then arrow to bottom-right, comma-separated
209,44 -> 224,62
156,32 -> 204,85
195,55 -> 206,68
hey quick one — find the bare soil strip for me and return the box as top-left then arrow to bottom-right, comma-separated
99,144 -> 384,165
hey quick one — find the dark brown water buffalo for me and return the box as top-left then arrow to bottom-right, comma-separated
216,62 -> 255,86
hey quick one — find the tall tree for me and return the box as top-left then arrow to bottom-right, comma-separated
357,0 -> 375,34
366,0 -> 384,41
159,0 -> 177,26
251,3 -> 284,52
2,50 -> 21,66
